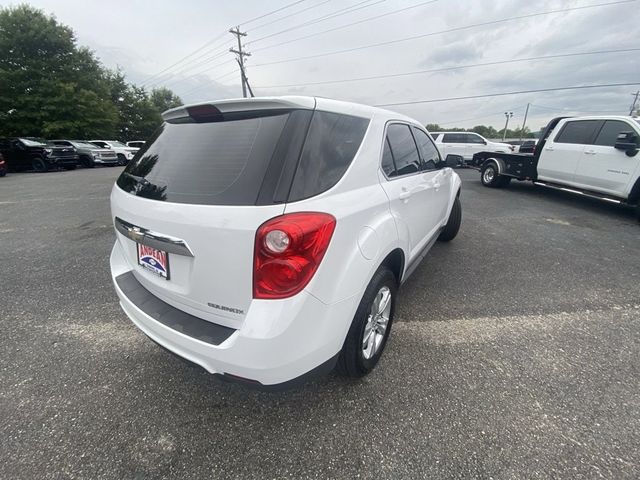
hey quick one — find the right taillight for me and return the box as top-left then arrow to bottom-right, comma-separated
253,212 -> 336,300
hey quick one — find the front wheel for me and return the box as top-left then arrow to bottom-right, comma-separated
32,157 -> 49,172
336,267 -> 397,378
117,154 -> 127,166
81,156 -> 95,168
438,196 -> 461,242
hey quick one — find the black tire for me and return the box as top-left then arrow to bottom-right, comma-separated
481,162 -> 510,188
81,156 -> 95,168
117,154 -> 127,166
438,196 -> 462,242
63,165 -> 77,170
336,267 -> 397,377
32,157 -> 49,172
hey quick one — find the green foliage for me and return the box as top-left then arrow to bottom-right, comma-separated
0,5 -> 182,140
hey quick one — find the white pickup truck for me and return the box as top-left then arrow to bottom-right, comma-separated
471,116 -> 640,220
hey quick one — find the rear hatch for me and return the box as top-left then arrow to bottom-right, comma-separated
111,99 -> 316,329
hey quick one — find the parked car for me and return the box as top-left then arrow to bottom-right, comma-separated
431,132 -> 514,164
126,141 -> 146,149
518,139 -> 538,153
0,137 -> 79,172
50,140 -> 119,168
471,116 -> 640,220
89,140 -> 138,165
110,96 -> 462,389
0,153 -> 6,177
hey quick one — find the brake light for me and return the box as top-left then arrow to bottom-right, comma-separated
253,212 -> 336,299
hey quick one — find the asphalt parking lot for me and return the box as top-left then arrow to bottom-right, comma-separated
2,167 -> 639,479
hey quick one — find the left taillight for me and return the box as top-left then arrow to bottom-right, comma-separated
253,212 -> 336,300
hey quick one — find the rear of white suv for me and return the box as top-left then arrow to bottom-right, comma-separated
110,96 -> 461,389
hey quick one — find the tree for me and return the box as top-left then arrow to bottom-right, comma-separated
0,5 -> 118,138
0,5 -> 183,140
150,87 -> 183,113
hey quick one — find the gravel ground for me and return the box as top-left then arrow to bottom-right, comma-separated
1,167 -> 639,479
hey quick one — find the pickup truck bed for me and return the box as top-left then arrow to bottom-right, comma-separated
470,152 -> 537,179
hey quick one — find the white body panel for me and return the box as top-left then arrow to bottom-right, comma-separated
432,132 -> 511,161
536,116 -> 640,199
110,96 -> 461,386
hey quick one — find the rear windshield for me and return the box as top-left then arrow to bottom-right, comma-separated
117,108 -> 369,206
117,111 -> 291,205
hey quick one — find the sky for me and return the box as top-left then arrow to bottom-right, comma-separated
5,0 -> 640,132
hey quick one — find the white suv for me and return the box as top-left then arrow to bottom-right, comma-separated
431,131 -> 513,164
90,140 -> 139,165
110,97 -> 462,389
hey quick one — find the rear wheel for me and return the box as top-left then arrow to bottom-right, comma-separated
481,162 -> 511,188
438,196 -> 461,242
336,267 -> 396,377
32,157 -> 49,172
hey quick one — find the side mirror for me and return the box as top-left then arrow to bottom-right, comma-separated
444,154 -> 463,168
614,131 -> 639,156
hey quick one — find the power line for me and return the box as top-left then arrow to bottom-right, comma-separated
374,83 -> 640,107
140,0 -> 310,87
240,0 -> 311,26
252,0 -> 439,53
250,0 -> 334,32
139,31 -> 229,86
251,0 -> 635,67
145,47 -> 233,88
255,47 -> 640,89
248,0 -> 386,45
180,69 -> 239,97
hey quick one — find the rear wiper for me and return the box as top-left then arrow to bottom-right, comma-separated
123,172 -> 150,186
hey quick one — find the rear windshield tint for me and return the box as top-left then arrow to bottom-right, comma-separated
117,111 -> 290,205
288,111 -> 369,202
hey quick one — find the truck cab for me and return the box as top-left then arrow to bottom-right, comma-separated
537,116 -> 640,199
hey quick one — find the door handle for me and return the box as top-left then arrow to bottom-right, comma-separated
433,181 -> 441,191
546,146 -> 554,151
584,149 -> 597,155
399,188 -> 412,201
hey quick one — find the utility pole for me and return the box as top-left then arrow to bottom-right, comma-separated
519,103 -> 530,142
630,90 -> 639,116
502,111 -> 513,141
229,26 -> 251,98
236,58 -> 254,98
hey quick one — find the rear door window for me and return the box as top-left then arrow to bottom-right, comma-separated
442,133 -> 466,143
466,134 -> 485,144
117,111 -> 291,205
386,124 -> 421,176
288,111 -> 369,202
554,120 -> 600,144
412,127 -> 441,171
593,120 -> 637,147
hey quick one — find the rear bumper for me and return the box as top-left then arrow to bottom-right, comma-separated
110,241 -> 358,387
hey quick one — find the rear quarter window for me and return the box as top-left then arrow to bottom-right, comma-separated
554,120 -> 600,145
287,111 -> 369,202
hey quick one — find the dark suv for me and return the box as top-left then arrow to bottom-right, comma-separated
0,138 -> 79,172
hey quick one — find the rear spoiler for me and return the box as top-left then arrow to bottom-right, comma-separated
162,97 -> 317,122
